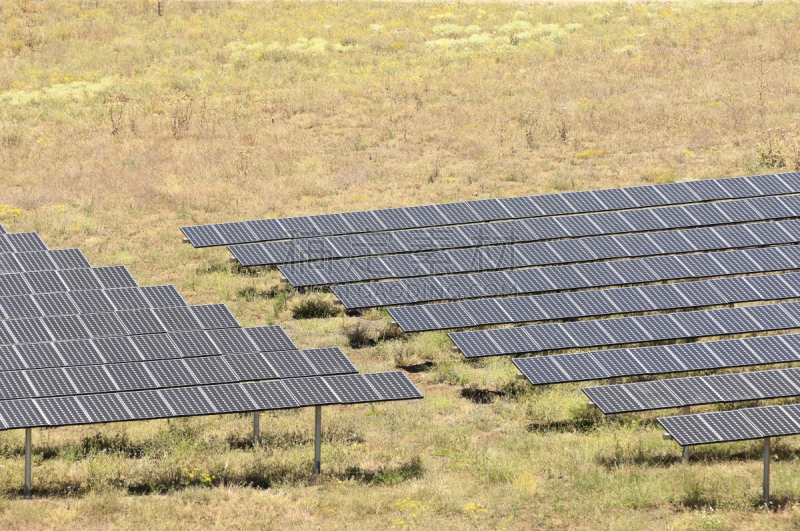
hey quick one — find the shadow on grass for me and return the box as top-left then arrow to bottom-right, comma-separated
398,361 -> 434,373
12,456 -> 425,498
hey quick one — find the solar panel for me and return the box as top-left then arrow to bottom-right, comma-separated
140,285 -> 187,308
104,287 -> 149,311
572,262 -> 626,287
127,334 -> 179,361
713,250 -> 760,274
607,260 -> 659,283
190,304 -> 240,329
364,371 -> 423,401
582,385 -> 642,414
181,225 -> 225,248
717,176 -> 760,198
116,309 -> 166,335
551,351 -> 608,381
702,373 -> 760,401
744,335 -> 799,364
0,345 -> 26,371
41,315 -> 88,341
670,310 -> 727,336
244,326 -> 297,352
637,284 -> 689,310
183,356 -> 236,384
747,174 -> 793,195
0,295 -> 42,319
153,306 -> 201,332
566,291 -> 620,316
24,270 -> 67,294
674,282 -> 727,306
678,254 -> 727,277
741,370 -> 798,397
388,306 -> 439,332
79,393 -> 131,423
749,222 -> 795,245
261,350 -> 317,378
0,371 -> 36,400
241,380 -> 299,410
15,343 -> 63,369
147,359 -> 197,387
49,248 -> 92,270
581,236 -> 629,260
0,399 -> 48,428
118,389 -> 175,419
681,227 -> 728,251
597,318 -> 651,344
710,277 -> 762,303
34,292 -> 79,317
7,232 -> 48,253
629,345 -> 686,373
160,386 -> 216,416
706,307 -> 761,333
224,352 -> 277,381
202,383 -> 257,413
243,218 -> 290,242
93,266 -> 138,289
67,290 -> 115,314
522,323 -> 575,350
37,396 -> 89,426
168,330 -> 221,357
54,340 -> 103,365
93,336 -> 142,363
0,254 -> 22,274
0,273 -> 32,296
26,368 -> 76,397
702,410 -> 762,441
662,376 -> 720,405
282,376 -> 339,406
604,287 -> 654,313
512,356 -> 567,384
104,362 -> 156,391
683,203 -> 731,225
323,374 -> 381,403
65,364 -> 117,394
15,251 -> 57,272
79,312 -> 128,337
303,347 -> 358,375
739,406 -> 799,437
59,269 -> 103,291
532,293 -> 580,319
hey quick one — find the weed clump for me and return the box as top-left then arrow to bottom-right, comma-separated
291,297 -> 336,319
344,322 -> 373,348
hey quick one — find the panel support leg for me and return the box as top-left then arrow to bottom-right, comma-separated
314,406 -> 322,475
682,406 -> 690,463
763,437 -> 771,506
253,412 -> 260,446
24,428 -> 32,499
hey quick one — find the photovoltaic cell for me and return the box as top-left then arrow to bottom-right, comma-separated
0,295 -> 42,319
79,312 -> 128,337
105,288 -> 150,311
34,292 -> 79,316
283,376 -> 339,406
24,270 -> 67,294
184,356 -> 236,384
224,352 -> 277,381
153,306 -> 201,332
130,333 -> 181,360
303,347 -> 358,375
364,371 -> 423,401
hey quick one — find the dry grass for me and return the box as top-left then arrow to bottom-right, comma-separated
3,0 -> 800,528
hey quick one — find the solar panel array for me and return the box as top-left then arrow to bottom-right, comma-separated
0,371 -> 422,430
449,301 -> 800,358
182,173 -> 800,247
234,194 -> 800,266
0,225 -> 422,433
389,270 -> 800,332
583,366 -> 800,414
332,246 -> 800,309
512,333 -> 800,385
659,404 -> 800,446
278,219 -> 800,287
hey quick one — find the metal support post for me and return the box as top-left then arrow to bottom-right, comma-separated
314,406 -> 322,475
253,412 -> 260,446
24,428 -> 32,499
682,406 -> 690,463
763,437 -> 771,506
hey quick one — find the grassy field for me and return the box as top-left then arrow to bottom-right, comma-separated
2,0 -> 800,528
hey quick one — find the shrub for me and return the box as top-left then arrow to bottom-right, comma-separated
291,298 -> 335,319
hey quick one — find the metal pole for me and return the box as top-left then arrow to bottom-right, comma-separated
763,437 -> 771,506
253,412 -> 260,446
24,428 -> 31,499
314,406 -> 322,475
682,406 -> 690,463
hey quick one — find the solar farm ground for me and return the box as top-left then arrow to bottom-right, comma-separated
2,0 -> 800,529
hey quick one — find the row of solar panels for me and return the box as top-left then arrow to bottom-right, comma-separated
0,302 -> 248,345
659,404 -> 800,446
0,248 -> 91,273
0,325 -> 297,372
450,301 -> 800,358
0,346 -> 356,401
235,194 -> 800,266
333,246 -> 800,309
513,333 -> 800,385
0,371 -> 423,431
279,220 -> 800,287
584,366 -> 800,414
0,285 -> 187,320
0,265 -> 140,297
389,270 -> 800,332
181,173 -> 800,247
